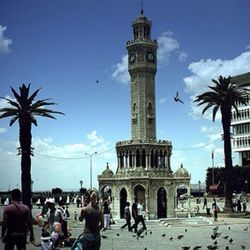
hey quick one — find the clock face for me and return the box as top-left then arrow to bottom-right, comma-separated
147,52 -> 155,62
129,53 -> 136,63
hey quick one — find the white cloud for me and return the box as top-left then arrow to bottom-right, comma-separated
184,51 -> 250,120
86,130 -> 104,146
178,51 -> 188,62
246,44 -> 250,50
111,31 -> 187,84
158,98 -> 166,104
158,31 -> 179,62
0,25 -> 12,54
0,131 -> 116,191
111,55 -> 130,84
0,127 -> 7,133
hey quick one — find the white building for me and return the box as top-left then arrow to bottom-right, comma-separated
231,72 -> 250,166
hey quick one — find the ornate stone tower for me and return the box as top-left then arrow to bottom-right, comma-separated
127,8 -> 157,141
98,8 -> 190,220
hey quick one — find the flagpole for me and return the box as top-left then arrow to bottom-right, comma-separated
212,150 -> 214,185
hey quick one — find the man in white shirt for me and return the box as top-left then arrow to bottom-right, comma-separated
137,200 -> 147,234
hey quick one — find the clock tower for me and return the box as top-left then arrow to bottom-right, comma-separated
127,8 -> 158,141
98,8 -> 190,220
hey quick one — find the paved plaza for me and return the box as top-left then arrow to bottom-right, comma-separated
0,198 -> 249,250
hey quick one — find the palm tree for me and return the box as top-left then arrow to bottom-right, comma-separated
0,84 -> 64,209
194,75 -> 249,212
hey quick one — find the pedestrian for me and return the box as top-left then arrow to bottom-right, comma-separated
1,188 -> 35,250
203,192 -> 208,209
237,199 -> 242,212
102,200 -> 111,230
74,211 -> 78,221
212,198 -> 218,222
83,191 -> 91,207
55,199 -> 70,245
242,199 -> 247,213
131,198 -> 138,233
121,202 -> 132,231
137,200 -> 147,232
43,198 -> 56,234
78,191 -> 103,250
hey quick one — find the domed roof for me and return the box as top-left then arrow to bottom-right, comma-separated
174,164 -> 189,177
101,163 -> 114,177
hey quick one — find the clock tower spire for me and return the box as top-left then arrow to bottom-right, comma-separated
126,10 -> 158,141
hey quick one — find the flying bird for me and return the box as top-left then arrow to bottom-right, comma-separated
177,235 -> 184,240
174,91 -> 184,104
96,80 -> 100,83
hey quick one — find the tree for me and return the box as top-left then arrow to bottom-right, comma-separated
194,75 -> 249,212
0,84 -> 64,209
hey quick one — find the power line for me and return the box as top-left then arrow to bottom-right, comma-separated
35,147 -> 115,160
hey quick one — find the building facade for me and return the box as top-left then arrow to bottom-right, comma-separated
98,9 -> 190,219
231,72 -> 250,166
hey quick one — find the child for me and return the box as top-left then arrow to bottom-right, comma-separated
33,229 -> 53,250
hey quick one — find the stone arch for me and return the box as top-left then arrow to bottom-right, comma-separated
133,184 -> 146,204
175,183 -> 190,209
100,185 -> 112,202
120,188 -> 127,218
157,187 -> 167,218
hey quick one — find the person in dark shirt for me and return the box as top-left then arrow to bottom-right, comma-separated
1,189 -> 35,250
79,192 -> 103,250
130,198 -> 138,233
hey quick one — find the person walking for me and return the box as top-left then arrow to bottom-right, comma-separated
137,200 -> 147,233
102,200 -> 111,230
121,202 -> 132,231
79,191 -> 103,250
1,188 -> 35,250
43,198 -> 56,234
212,198 -> 218,222
131,199 -> 138,233
203,192 -> 208,210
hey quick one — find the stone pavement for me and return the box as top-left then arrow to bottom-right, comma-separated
0,199 -> 250,250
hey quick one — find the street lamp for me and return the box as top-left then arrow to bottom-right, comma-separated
85,152 -> 97,190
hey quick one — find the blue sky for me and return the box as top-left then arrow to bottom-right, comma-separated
1,0 -> 250,191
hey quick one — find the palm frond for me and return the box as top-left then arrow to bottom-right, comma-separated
9,115 -> 19,126
28,88 -> 41,104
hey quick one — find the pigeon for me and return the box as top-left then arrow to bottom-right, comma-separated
225,246 -> 229,250
185,228 -> 188,232
241,245 -> 246,249
228,227 -> 231,230
213,226 -> 219,232
144,248 -> 147,250
169,236 -> 173,241
177,235 -> 184,240
150,231 -> 152,235
243,227 -> 248,231
193,247 -> 202,250
116,233 -> 120,236
214,240 -> 217,245
101,235 -> 108,239
174,91 -> 184,104
229,238 -> 233,244
161,233 -> 166,238
207,245 -> 218,249
223,235 -> 229,239
181,247 -> 190,250
132,234 -> 137,237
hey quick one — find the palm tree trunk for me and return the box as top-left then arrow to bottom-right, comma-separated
221,107 -> 233,212
19,119 -> 32,210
